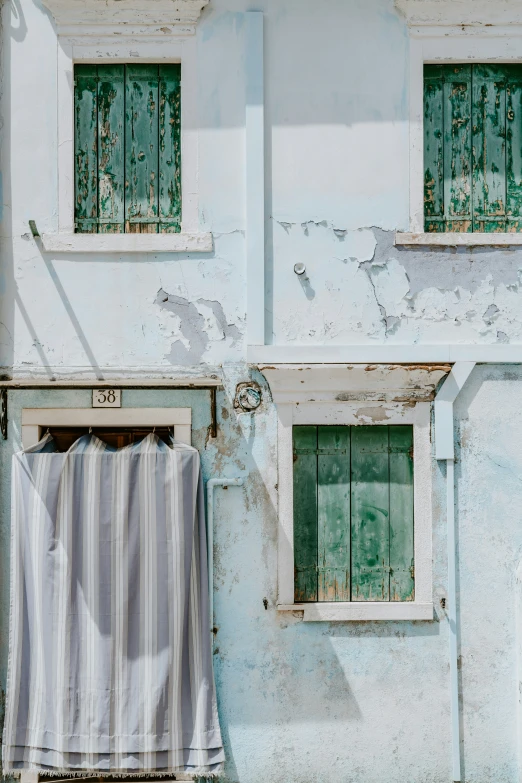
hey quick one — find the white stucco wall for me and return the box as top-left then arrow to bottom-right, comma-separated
1,2 -> 522,782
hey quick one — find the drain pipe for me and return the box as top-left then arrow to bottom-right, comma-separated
206,478 -> 244,635
434,362 -> 475,782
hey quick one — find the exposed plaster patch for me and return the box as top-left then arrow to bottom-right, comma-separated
155,288 -> 241,365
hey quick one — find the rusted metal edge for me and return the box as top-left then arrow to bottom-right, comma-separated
0,384 -> 221,442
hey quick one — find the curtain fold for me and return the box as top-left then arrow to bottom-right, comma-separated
3,432 -> 224,777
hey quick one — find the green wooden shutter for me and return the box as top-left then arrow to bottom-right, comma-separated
98,65 -> 125,233
317,426 -> 351,601
505,66 -> 522,231
293,425 -> 414,603
159,65 -> 182,233
75,65 -> 98,233
424,63 -> 522,233
424,65 -> 472,232
472,64 -> 507,232
293,426 -> 318,602
74,64 -> 181,234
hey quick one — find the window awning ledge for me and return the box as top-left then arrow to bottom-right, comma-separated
260,364 -> 450,404
40,0 -> 210,35
396,232 -> 522,247
41,232 -> 213,254
278,602 -> 434,622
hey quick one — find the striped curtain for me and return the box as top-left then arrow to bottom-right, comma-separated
3,433 -> 224,777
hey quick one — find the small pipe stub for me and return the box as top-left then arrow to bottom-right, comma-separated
294,262 -> 306,276
28,220 -> 40,238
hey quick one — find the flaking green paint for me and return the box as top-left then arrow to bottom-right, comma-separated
293,425 -> 414,603
74,64 -> 182,234
424,64 -> 522,233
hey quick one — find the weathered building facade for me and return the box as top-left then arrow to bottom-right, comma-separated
1,0 -> 522,781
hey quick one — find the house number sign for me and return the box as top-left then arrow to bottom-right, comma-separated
92,389 -> 122,408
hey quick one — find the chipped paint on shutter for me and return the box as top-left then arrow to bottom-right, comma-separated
351,426 -> 390,602
472,64 -> 507,232
444,65 -> 472,232
317,426 -> 350,602
506,66 -> 522,232
293,426 -> 318,603
424,66 -> 445,232
125,64 -> 160,233
98,65 -> 125,234
389,426 -> 414,602
159,64 -> 182,234
74,65 -> 98,233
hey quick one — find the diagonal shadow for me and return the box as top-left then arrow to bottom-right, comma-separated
15,290 -> 55,379
41,256 -> 104,380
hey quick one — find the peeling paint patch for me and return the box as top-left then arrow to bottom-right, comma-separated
155,288 -> 241,365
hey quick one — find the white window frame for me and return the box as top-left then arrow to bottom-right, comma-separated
276,401 -> 433,621
396,25 -> 522,247
41,35 -> 212,254
21,408 -> 192,449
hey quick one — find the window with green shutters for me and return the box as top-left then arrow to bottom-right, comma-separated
293,425 -> 414,603
74,64 -> 181,234
424,63 -> 522,232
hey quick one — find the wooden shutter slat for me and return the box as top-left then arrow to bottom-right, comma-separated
472,64 -> 507,232
75,65 -> 98,233
351,426 -> 390,602
98,65 -> 125,234
443,65 -> 472,233
389,426 -> 415,602
424,65 -> 445,232
317,426 -> 350,602
159,64 -> 182,234
125,64 -> 160,233
506,67 -> 522,231
293,426 -> 318,603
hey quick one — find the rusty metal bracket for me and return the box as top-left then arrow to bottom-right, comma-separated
0,389 -> 7,439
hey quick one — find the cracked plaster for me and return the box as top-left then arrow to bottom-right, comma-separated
272,221 -> 522,345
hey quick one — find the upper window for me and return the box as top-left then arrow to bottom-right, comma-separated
293,424 -> 414,604
74,64 -> 181,234
424,64 -> 522,233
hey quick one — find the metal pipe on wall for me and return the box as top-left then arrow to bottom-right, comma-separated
434,362 -> 475,782
206,478 -> 244,637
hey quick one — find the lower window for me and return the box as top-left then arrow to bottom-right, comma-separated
293,424 -> 414,604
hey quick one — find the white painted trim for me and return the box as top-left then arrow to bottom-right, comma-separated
276,401 -> 433,621
40,0 -> 209,34
395,0 -> 522,29
21,407 -> 192,449
246,12 -> 265,346
262,364 -> 449,404
407,29 -> 522,234
248,344 -> 522,363
278,602 -> 433,621
55,36 -> 204,241
41,232 -> 213,254
434,362 -> 475,460
396,232 -> 522,246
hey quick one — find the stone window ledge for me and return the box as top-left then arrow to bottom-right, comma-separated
395,232 -> 522,247
277,602 -> 434,622
41,232 -> 213,254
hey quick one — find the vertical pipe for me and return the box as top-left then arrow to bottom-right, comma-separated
206,479 -> 244,636
434,362 -> 475,783
446,458 -> 460,782
246,11 -> 265,346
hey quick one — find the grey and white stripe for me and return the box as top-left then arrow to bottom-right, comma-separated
3,433 -> 224,777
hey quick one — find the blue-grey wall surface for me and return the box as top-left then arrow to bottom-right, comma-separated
1,0 -> 522,781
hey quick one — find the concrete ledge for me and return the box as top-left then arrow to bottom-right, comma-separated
277,602 -> 434,621
395,232 -> 522,247
41,232 -> 213,254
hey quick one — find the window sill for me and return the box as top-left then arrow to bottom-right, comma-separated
277,602 -> 434,621
395,232 -> 522,247
40,232 -> 214,254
